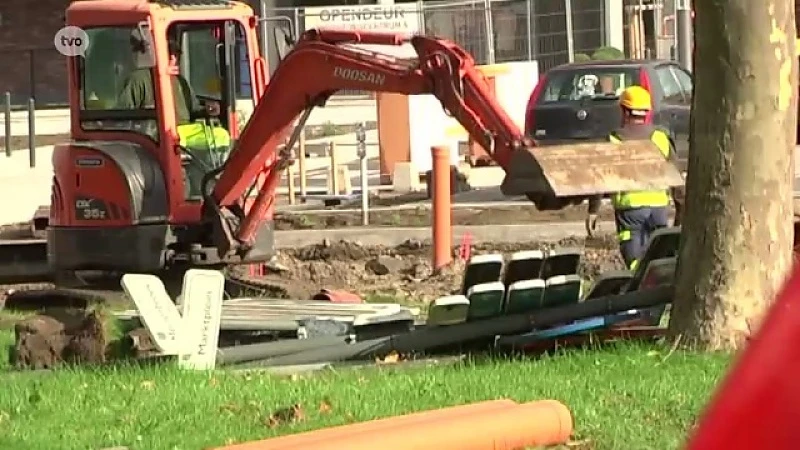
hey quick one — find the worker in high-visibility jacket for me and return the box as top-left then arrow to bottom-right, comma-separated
117,33 -> 231,199
585,86 -> 683,270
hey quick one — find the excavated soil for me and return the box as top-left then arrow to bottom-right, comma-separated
235,234 -> 623,304
1,235 -> 621,370
274,204 -> 615,230
0,234 -> 623,308
10,309 -> 107,370
1,202 -> 624,307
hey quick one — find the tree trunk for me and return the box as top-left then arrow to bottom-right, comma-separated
668,1 -> 798,350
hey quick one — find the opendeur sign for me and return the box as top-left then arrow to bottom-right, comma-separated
316,6 -> 409,22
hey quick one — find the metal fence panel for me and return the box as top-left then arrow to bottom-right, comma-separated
570,0 -> 605,57
529,0 -> 570,71
3,0 -> 612,107
491,0 -> 534,63
423,0 -> 492,63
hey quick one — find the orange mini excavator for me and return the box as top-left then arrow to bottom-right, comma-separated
2,0 -> 683,299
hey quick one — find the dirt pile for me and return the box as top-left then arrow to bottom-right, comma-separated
11,310 -> 107,370
246,235 -> 623,303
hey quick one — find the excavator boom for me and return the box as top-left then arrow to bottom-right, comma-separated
209,29 -> 684,258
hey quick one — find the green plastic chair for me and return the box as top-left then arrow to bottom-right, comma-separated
504,279 -> 546,314
466,281 -> 506,320
427,295 -> 470,327
542,274 -> 583,308
503,250 -> 545,286
461,253 -> 505,295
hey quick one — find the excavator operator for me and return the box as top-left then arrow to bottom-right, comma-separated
585,86 -> 683,271
117,29 -> 232,198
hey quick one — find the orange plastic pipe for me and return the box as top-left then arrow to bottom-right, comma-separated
279,400 -> 571,450
431,145 -> 452,269
216,400 -> 517,450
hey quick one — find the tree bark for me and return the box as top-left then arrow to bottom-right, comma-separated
668,1 -> 798,350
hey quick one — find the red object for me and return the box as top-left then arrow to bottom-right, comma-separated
311,289 -> 363,304
459,232 -> 473,261
685,264 -> 800,450
431,146 -> 453,269
638,69 -> 654,124
524,74 -> 548,135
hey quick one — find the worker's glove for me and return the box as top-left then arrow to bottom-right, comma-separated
585,213 -> 599,237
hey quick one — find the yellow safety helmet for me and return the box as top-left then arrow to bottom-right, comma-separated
619,86 -> 652,113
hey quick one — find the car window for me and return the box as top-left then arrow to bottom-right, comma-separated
671,66 -> 693,100
655,66 -> 685,104
538,67 -> 641,104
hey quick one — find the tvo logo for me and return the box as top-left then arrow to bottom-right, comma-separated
54,26 -> 90,57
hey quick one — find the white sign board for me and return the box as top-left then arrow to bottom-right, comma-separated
178,269 -> 225,370
303,4 -> 421,58
406,61 -> 539,172
121,270 -> 225,370
121,274 -> 184,355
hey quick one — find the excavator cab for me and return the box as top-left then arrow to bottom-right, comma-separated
49,0 -> 269,274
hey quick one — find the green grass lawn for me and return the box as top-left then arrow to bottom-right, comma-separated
0,321 -> 732,450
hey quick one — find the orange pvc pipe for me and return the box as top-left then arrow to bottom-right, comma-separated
431,145 -> 452,269
279,400 -> 571,450
216,400 -> 517,450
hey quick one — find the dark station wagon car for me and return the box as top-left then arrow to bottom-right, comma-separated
524,59 -> 693,171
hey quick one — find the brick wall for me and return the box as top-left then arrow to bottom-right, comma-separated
0,0 -> 71,106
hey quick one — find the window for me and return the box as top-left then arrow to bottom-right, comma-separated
169,22 -> 255,201
655,66 -> 685,104
79,26 -> 159,140
671,66 -> 693,100
180,24 -> 251,99
538,67 -> 641,104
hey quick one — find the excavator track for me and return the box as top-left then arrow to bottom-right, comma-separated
2,270 -> 295,311
0,237 -> 295,310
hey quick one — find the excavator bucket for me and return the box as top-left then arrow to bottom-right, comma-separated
500,140 -> 685,198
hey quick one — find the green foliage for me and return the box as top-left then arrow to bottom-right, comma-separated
592,46 -> 625,60
0,340 -> 731,450
573,53 -> 592,62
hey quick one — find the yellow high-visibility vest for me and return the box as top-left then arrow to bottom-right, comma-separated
177,122 -> 231,152
609,128 -> 672,209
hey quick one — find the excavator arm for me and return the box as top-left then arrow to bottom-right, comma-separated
207,29 -> 683,260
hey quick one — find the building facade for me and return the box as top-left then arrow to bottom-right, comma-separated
0,0 -> 74,105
